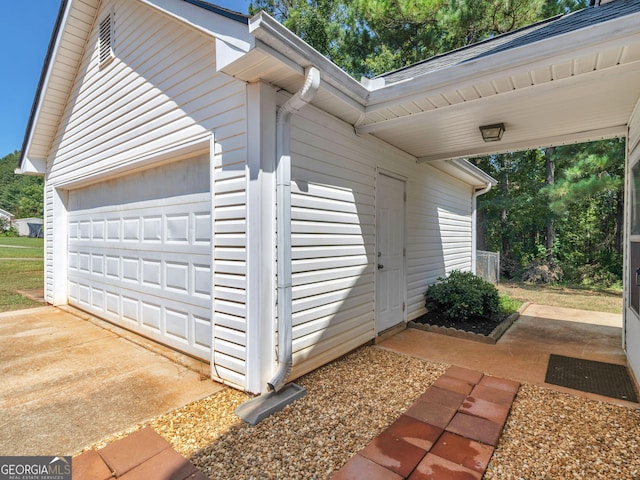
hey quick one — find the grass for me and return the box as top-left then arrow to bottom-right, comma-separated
0,237 -> 44,312
499,293 -> 523,315
0,236 -> 44,259
498,280 -> 623,314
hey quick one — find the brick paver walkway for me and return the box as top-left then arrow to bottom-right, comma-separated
72,366 -> 518,480
331,366 -> 520,480
72,427 -> 206,480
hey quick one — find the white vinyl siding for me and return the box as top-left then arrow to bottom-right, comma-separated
44,185 -> 55,304
288,98 -> 473,378
406,169 -> 473,320
45,0 -> 248,389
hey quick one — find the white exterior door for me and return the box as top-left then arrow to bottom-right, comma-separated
375,173 -> 406,332
66,157 -> 212,360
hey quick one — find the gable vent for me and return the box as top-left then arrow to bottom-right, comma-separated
98,12 -> 114,67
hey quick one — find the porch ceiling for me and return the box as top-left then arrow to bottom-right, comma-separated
235,2 -> 640,164
368,56 -> 640,162
358,40 -> 640,162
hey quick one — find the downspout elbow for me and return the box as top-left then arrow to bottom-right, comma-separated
474,182 -> 493,198
268,67 -> 320,393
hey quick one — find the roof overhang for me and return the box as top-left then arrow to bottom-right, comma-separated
18,0 -> 254,175
221,3 -> 640,165
18,0 -> 72,175
218,12 -> 495,186
20,0 -> 640,180
356,8 -> 640,162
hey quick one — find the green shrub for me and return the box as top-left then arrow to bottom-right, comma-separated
425,270 -> 500,322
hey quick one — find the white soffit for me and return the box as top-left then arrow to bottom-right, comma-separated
385,58 -> 640,162
23,0 -> 100,168
354,9 -> 640,161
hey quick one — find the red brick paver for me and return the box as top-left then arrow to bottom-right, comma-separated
72,427 -> 205,480
331,367 -> 520,480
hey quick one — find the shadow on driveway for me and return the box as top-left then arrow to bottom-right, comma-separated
0,306 -> 223,455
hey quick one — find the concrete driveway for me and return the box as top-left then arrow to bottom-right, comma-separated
0,306 -> 223,456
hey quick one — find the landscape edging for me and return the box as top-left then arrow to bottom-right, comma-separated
407,302 -> 531,344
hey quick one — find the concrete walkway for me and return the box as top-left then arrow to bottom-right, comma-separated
0,306 -> 223,456
378,304 -> 636,407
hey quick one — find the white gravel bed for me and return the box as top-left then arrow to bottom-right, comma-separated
83,346 -> 640,479
486,384 -> 640,480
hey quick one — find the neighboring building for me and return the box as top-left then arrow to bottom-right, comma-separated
18,0 -> 640,393
0,208 -> 14,230
13,218 -> 44,237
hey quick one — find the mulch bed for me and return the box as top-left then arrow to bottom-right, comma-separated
412,311 -> 507,336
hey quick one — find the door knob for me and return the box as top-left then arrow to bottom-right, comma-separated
378,264 -> 384,270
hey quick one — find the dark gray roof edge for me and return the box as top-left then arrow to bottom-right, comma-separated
19,0 -> 68,168
376,12 -> 564,80
183,0 -> 249,24
378,0 -> 640,83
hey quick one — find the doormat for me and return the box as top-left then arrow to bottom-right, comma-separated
545,354 -> 638,402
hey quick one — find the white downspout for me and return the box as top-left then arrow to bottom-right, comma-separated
268,66 -> 321,393
472,183 -> 493,275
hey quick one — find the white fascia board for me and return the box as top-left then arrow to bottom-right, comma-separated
417,125 -> 627,163
19,0 -> 72,173
248,12 -> 369,104
141,0 -> 254,68
366,11 -> 640,112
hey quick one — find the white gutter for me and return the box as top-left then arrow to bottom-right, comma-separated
267,66 -> 321,393
248,12 -> 369,101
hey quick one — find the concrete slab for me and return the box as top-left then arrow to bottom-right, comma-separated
0,307 -> 223,456
377,304 -> 637,408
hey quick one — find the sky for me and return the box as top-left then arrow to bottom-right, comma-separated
0,0 -> 253,159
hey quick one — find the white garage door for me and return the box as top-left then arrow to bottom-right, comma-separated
67,156 -> 212,360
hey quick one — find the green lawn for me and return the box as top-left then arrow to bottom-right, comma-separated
0,237 -> 44,259
0,237 -> 44,312
498,281 -> 623,314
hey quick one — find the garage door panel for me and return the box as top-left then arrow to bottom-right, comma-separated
68,261 -> 211,310
67,158 -> 212,361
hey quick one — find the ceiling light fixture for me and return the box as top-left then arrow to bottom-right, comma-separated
479,123 -> 505,142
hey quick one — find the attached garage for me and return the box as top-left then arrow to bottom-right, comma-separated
18,0 -> 640,396
66,156 -> 212,361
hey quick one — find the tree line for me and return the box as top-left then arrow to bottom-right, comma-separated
473,140 -> 624,288
0,151 -> 44,220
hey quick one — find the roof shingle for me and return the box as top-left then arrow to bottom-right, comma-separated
379,0 -> 640,84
